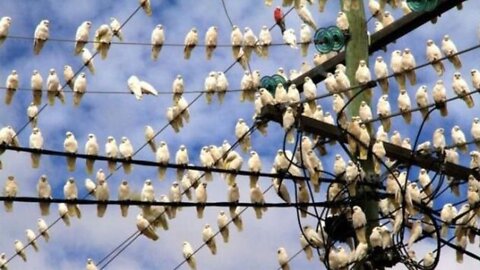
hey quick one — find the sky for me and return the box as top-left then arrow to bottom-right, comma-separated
0,0 -> 479,269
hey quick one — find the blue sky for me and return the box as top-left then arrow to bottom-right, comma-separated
0,0 -> 479,269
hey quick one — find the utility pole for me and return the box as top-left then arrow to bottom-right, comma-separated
340,2 -> 381,264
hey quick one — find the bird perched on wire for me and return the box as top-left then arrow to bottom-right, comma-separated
139,0 -> 152,16
452,72 -> 474,108
74,21 -> 91,55
64,131 -> 78,171
151,24 -> 165,61
94,24 -> 113,59
432,79 -> 448,117
205,26 -> 218,60
29,127 -> 43,168
426,39 -> 445,76
0,16 -> 12,47
73,72 -> 87,106
184,27 -> 198,60
4,69 -> 19,105
274,7 -> 286,34
110,17 -> 123,41
441,35 -> 462,70
119,136 -> 134,174
31,70 -> 43,105
33,19 -> 49,55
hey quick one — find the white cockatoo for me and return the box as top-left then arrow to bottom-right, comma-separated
31,70 -> 43,105
377,94 -> 392,132
95,177 -> 109,217
336,12 -> 349,31
86,258 -> 98,270
29,127 -> 43,168
440,203 -> 457,237
184,27 -> 198,60
390,50 -> 406,90
141,179 -> 155,203
195,182 -> 207,218
231,25 -> 243,59
74,21 -> 91,55
283,28 -> 297,49
352,205 -> 367,243
277,247 -> 290,270
144,125 -> 156,153
217,210 -> 229,243
432,79 -> 448,116
64,131 -> 78,171
118,180 -> 130,217
258,25 -> 272,58
81,48 -> 95,75
250,184 -> 266,219
242,26 -> 258,60
26,229 -> 39,252
105,136 -> 118,172
136,213 -> 159,241
0,16 -> 12,47
402,48 -> 417,86
119,136 -> 134,174
46,68 -> 60,106
441,35 -> 462,70
14,240 -> 27,262
127,75 -> 158,100
63,65 -> 75,91
63,177 -> 81,218
415,85 -> 430,120
84,133 -> 99,174
382,11 -> 394,26
426,39 -> 445,76
397,89 -> 412,124
33,20 -> 49,55
139,0 -> 152,16
182,241 -> 196,270
93,24 -> 113,59
296,4 -> 317,30
110,17 -> 123,41
73,72 -> 87,106
4,69 -> 19,105
471,117 -> 480,150
151,24 -> 165,60
451,125 -> 468,153
3,176 -> 17,212
248,150 -> 262,188
37,218 -> 50,242
58,203 -> 70,226
155,141 -> 170,180
452,72 -> 474,108
202,224 -> 217,255
37,175 -> 51,216
205,26 -> 218,60
204,71 -> 217,104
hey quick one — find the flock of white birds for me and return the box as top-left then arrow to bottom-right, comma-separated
0,0 -> 478,269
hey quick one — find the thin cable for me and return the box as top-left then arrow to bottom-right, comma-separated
220,0 -> 234,28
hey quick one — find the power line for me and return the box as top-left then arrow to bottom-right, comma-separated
0,196 -> 334,208
3,35 -> 316,48
0,144 -> 343,184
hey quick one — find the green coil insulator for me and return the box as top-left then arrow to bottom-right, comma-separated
314,27 -> 334,53
272,74 -> 287,87
327,26 -> 346,52
260,76 -> 277,95
425,0 -> 438,11
407,0 -> 438,12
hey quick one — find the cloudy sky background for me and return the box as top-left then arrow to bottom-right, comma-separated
0,0 -> 479,269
